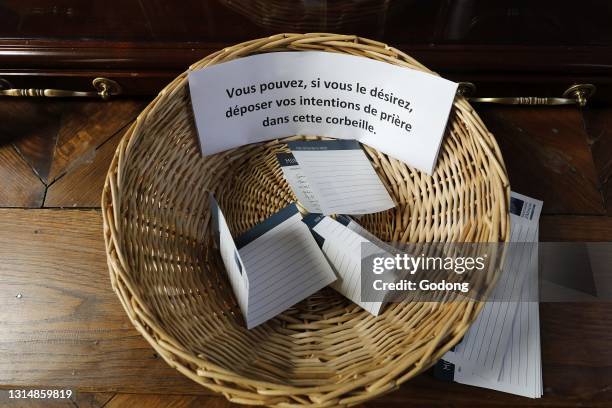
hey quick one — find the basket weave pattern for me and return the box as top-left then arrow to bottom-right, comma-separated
102,33 -> 510,406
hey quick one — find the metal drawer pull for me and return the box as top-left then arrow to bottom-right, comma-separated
457,83 -> 596,107
0,77 -> 121,100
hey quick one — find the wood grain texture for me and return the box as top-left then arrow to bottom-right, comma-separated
72,392 -> 114,408
477,106 -> 604,215
0,209 -> 208,394
583,105 -> 612,215
540,215 -> 612,241
0,212 -> 609,405
0,390 -> 75,408
1,99 -> 612,406
104,394 -> 235,408
44,130 -> 123,208
0,390 -> 114,408
0,144 -> 45,207
2,99 -> 63,183
47,100 -> 146,183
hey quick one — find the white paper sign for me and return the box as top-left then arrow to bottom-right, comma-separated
189,51 -> 458,174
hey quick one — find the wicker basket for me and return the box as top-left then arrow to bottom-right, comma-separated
102,33 -> 509,406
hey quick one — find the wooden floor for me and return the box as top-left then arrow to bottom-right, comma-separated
0,98 -> 611,407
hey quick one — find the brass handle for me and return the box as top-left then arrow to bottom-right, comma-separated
457,83 -> 596,107
0,77 -> 121,100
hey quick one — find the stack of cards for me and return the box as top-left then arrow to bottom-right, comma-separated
436,192 -> 543,398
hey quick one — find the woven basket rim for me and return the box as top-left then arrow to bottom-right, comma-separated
102,32 -> 510,406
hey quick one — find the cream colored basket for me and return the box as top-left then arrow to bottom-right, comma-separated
102,33 -> 509,406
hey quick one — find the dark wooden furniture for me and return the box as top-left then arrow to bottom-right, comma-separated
1,0 -> 612,100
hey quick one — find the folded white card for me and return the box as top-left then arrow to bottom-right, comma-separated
303,214 -> 394,316
278,140 -> 395,215
210,197 -> 337,329
189,51 -> 458,174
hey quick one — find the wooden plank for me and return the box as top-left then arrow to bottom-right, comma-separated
0,144 -> 45,207
361,362 -> 612,407
2,99 -> 63,183
540,215 -> 612,241
44,130 -> 122,208
104,394 -> 234,408
0,390 -> 75,408
0,390 -> 114,408
73,392 -> 115,408
47,100 -> 146,183
476,106 -> 604,215
583,106 -> 612,215
0,209 -> 610,404
4,381 -> 610,408
0,209 -> 207,394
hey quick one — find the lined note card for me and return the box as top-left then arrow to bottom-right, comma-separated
281,140 -> 395,215
450,249 -> 542,398
210,196 -> 337,329
276,153 -> 322,213
339,215 -> 398,255
436,192 -> 543,398
303,214 -> 394,316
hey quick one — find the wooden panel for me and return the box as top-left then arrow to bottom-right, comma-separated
0,391 -> 113,408
49,368 -> 612,408
0,144 -> 45,207
0,99 -> 61,183
2,1 -> 612,46
104,394 -> 234,408
47,99 -> 146,183
583,106 -> 612,215
2,1 -> 612,97
540,215 -> 612,241
360,358 -> 612,407
0,210 -> 610,404
44,130 -> 122,207
477,106 -> 604,215
0,209 -> 207,394
73,392 -> 114,408
0,1 -> 151,41
0,390 -> 75,408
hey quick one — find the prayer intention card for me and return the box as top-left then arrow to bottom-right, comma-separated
303,214 -> 395,316
210,196 -> 337,329
276,152 -> 322,214
189,51 -> 458,174
436,192 -> 543,398
278,140 -> 395,215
